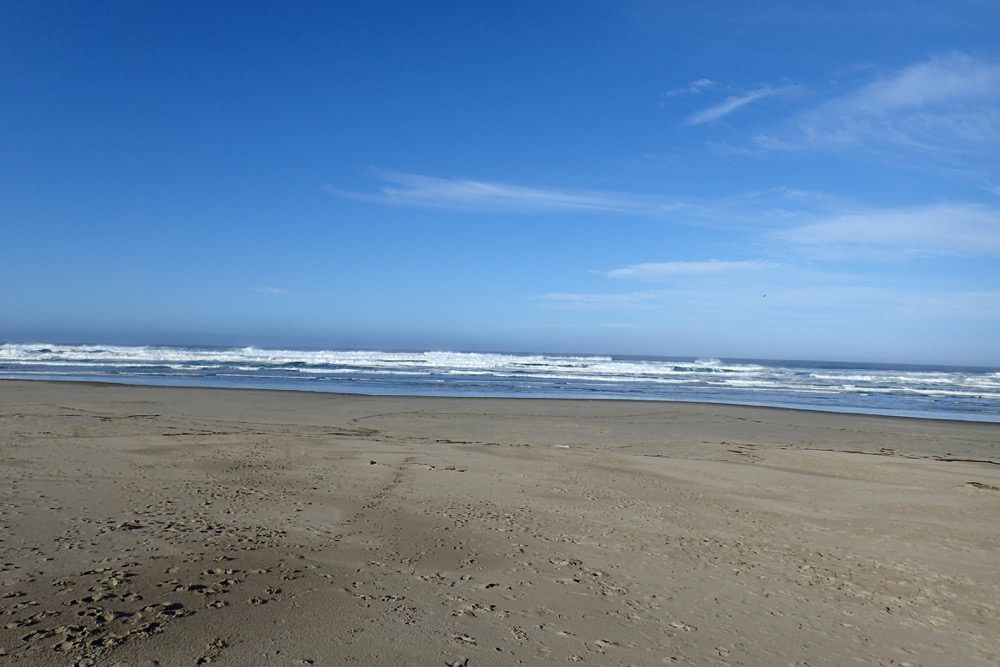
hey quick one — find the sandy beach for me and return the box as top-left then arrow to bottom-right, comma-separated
1,380 -> 998,666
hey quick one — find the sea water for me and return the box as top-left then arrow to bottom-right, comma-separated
2,343 -> 999,422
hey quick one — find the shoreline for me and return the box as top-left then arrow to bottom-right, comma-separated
5,376 -> 1000,426
2,380 -> 999,665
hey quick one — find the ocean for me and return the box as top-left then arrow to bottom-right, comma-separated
2,343 -> 999,423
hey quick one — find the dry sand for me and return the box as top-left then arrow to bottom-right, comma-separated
1,380 -> 998,666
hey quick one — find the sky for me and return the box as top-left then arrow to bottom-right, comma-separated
2,1 -> 999,365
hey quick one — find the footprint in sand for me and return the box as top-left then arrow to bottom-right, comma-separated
669,620 -> 697,632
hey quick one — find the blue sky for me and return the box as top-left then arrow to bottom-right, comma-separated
2,1 -> 999,364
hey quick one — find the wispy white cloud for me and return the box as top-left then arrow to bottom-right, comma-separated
541,284 -> 1000,322
257,286 -> 290,296
540,291 -> 664,308
331,172 -> 847,223
665,78 -> 715,97
842,52 -> 1000,113
608,260 -> 777,280
779,203 -> 1000,255
330,171 -> 665,213
688,86 -> 795,125
331,173 -> 1000,261
756,53 -> 1000,155
541,281 -> 1000,325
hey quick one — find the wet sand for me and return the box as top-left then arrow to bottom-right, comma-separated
1,380 -> 998,665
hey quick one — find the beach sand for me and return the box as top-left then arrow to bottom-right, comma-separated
1,380 -> 998,666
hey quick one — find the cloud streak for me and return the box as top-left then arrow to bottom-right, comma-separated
332,173 -> 1000,260
843,53 -> 1000,113
257,286 -> 290,295
756,53 -> 1000,156
541,284 -> 1000,322
541,291 -> 664,308
331,171 -> 686,214
608,260 -> 777,279
779,203 -> 1000,255
332,172 -> 848,222
688,87 -> 793,125
665,78 -> 715,97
